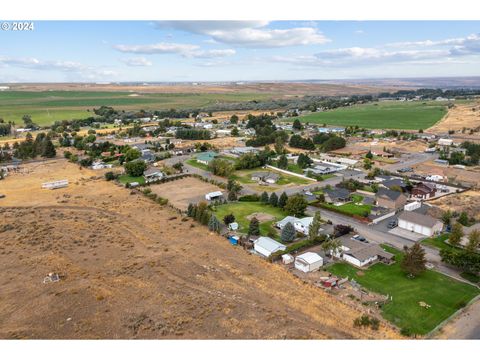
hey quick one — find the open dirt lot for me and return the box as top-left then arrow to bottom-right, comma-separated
430,190 -> 480,222
411,161 -> 480,187
149,177 -> 223,211
0,159 -> 399,339
428,100 -> 480,133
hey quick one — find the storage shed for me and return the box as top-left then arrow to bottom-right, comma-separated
294,252 -> 323,273
253,237 -> 286,257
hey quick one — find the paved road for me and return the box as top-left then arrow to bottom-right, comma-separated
384,152 -> 438,172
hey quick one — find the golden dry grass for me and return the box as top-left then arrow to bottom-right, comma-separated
428,101 -> 480,132
0,159 -> 400,339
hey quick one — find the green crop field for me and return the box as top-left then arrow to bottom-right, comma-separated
329,246 -> 479,335
0,90 -> 272,126
290,101 -> 448,130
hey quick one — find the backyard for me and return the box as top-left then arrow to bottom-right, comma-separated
118,174 -> 145,185
232,167 -> 312,187
322,194 -> 372,217
329,246 -> 480,335
212,201 -> 288,238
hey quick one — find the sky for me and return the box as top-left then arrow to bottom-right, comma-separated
0,21 -> 479,82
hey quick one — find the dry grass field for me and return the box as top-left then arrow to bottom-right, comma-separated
411,161 -> 480,187
149,177 -> 223,211
428,101 -> 480,133
430,190 -> 480,222
0,159 -> 399,339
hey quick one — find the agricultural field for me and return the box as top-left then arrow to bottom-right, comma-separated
291,101 -> 448,130
329,246 -> 480,336
212,201 -> 287,238
0,90 -> 273,126
1,158 -> 399,339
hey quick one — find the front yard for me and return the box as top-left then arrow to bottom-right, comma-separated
212,201 -> 288,238
328,246 -> 480,335
118,174 -> 145,185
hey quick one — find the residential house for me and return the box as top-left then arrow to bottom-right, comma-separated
293,217 -> 314,235
324,188 -> 352,205
253,237 -> 287,257
375,188 -> 407,209
276,216 -> 299,230
397,211 -> 443,237
196,151 -> 218,165
144,167 -> 164,182
251,172 -> 280,184
336,236 -> 394,268
294,252 -> 323,273
411,182 -> 436,200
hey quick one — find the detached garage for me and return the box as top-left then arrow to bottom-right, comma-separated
254,237 -> 286,258
398,211 -> 443,237
294,252 -> 323,273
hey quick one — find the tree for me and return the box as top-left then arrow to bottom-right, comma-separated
42,139 -> 56,158
274,137 -> 285,155
277,154 -> 288,169
248,217 -> 260,236
105,171 -> 115,181
281,222 -> 296,243
226,178 -> 242,200
284,195 -> 308,217
466,230 -> 480,252
269,192 -> 278,207
124,160 -> 147,177
441,210 -> 453,226
187,203 -> 195,217
365,150 -> 373,159
230,114 -> 239,124
363,158 -> 373,170
261,191 -> 269,204
449,222 -> 464,247
440,248 -> 480,274
231,127 -> 239,136
308,211 -> 322,241
401,243 -> 426,277
322,238 -> 341,256
172,162 -> 184,172
293,119 -> 302,130
223,214 -> 235,225
208,215 -> 221,233
278,192 -> 288,209
124,148 -> 141,162
458,211 -> 469,226
297,153 -> 313,169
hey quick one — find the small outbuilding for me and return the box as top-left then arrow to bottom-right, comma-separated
205,191 -> 223,201
294,252 -> 323,273
253,236 -> 287,257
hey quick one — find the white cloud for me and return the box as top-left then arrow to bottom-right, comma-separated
120,57 -> 153,67
156,21 -> 330,48
113,42 -> 235,58
0,55 -> 117,80
387,33 -> 480,55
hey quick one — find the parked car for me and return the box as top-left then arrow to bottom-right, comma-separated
398,167 -> 413,173
352,234 -> 368,243
387,218 -> 398,229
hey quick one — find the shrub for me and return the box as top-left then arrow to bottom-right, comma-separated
238,194 -> 260,202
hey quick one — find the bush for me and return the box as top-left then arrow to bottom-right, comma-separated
105,171 -> 115,181
238,194 -> 260,202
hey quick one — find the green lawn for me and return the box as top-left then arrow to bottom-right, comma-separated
0,90 -> 273,126
322,194 -> 372,217
286,163 -> 304,174
118,174 -> 145,185
185,158 -> 209,171
421,233 -> 454,252
212,201 -> 287,238
329,246 -> 480,335
290,101 -> 448,130
233,167 -> 312,186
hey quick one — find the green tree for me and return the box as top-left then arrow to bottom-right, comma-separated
297,153 -> 313,169
261,191 -> 269,204
105,171 -> 115,181
274,137 -> 285,155
281,222 -> 296,243
322,238 -> 341,256
42,139 -> 56,158
277,154 -> 288,169
449,222 -> 464,247
124,160 -> 147,177
231,127 -> 239,136
269,192 -> 278,207
124,148 -> 141,162
284,195 -> 308,217
248,217 -> 260,236
187,203 -> 195,217
401,243 -> 426,277
208,215 -> 221,233
308,211 -> 322,241
365,150 -> 373,159
293,119 -> 302,130
230,114 -> 239,124
441,210 -> 453,226
458,211 -> 469,226
278,192 -> 288,209
223,214 -> 235,225
466,230 -> 480,252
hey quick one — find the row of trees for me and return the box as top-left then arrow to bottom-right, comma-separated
288,134 -> 315,150
175,128 -> 211,140
11,132 -> 56,160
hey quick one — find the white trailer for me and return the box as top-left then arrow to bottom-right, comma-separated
41,180 -> 69,190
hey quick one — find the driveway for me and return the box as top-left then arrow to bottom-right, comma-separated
388,227 -> 425,242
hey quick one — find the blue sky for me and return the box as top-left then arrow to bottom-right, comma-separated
0,21 -> 479,82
